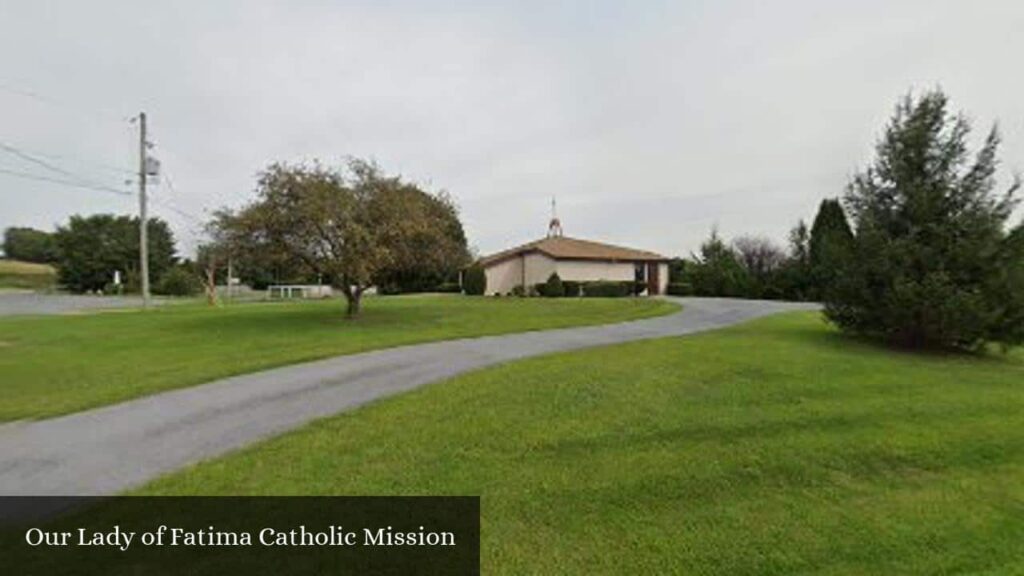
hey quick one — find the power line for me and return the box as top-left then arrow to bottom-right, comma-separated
0,82 -> 132,125
0,166 -> 132,197
0,141 -> 130,192
150,195 -> 204,224
0,140 -> 134,176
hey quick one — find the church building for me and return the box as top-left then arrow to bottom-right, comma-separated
476,209 -> 670,296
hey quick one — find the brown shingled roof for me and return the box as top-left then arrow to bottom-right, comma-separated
479,236 -> 668,266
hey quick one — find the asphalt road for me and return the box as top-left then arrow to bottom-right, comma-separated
0,297 -> 818,495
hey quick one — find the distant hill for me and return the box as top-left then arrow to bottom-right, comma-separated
0,259 -> 57,291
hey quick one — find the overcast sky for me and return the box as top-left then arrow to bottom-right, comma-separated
1,0 -> 1022,258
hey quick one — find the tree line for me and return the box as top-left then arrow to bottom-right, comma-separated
2,160 -> 471,307
673,90 -> 1023,351
3,216 -> 178,294
669,196 -> 853,302
3,89 -> 1021,351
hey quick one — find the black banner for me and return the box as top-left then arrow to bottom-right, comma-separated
0,496 -> 479,575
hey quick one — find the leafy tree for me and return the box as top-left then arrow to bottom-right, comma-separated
195,242 -> 230,306
462,263 -> 486,295
230,159 -> 467,316
373,190 -> 471,294
155,265 -> 202,297
689,229 -> 748,297
2,227 -> 57,263
733,235 -> 787,298
808,198 -> 854,299
826,90 -> 1023,350
207,208 -> 314,290
53,214 -> 176,293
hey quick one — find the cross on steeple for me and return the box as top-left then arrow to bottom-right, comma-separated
547,196 -> 563,238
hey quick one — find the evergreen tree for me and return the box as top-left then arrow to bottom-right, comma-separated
690,229 -> 748,297
808,198 -> 854,299
825,90 -> 1022,350
780,220 -> 813,301
462,263 -> 487,296
543,272 -> 564,298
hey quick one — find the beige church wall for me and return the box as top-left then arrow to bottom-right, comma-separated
483,255 -> 668,295
483,257 -> 523,295
553,260 -> 635,284
523,253 -> 558,286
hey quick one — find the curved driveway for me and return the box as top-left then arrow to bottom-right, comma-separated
0,297 -> 817,495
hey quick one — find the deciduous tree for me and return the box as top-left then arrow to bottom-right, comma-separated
2,227 -> 57,263
733,235 -> 787,298
229,159 -> 467,316
53,214 -> 176,293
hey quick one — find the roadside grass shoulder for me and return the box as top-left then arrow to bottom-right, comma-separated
0,295 -> 676,421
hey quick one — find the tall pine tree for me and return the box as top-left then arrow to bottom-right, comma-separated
808,198 -> 854,300
825,90 -> 1023,350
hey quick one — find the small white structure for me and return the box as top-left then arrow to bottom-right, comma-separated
266,284 -> 333,299
476,214 -> 670,296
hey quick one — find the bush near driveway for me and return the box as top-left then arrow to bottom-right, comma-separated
562,280 -> 581,297
582,280 -> 632,297
667,281 -> 693,296
536,273 -> 565,298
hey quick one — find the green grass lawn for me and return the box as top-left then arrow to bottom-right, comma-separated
0,295 -> 675,421
140,312 -> 1024,575
0,259 -> 55,290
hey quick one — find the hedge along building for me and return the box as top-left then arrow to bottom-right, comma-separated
477,210 -> 670,296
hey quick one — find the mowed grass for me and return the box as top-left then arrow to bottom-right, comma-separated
0,295 -> 675,421
141,312 -> 1024,575
0,259 -> 55,290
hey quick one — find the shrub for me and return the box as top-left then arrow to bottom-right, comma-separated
510,285 -> 526,297
462,264 -> 486,295
582,280 -> 632,297
542,273 -> 564,298
667,282 -> 693,296
435,282 -> 461,293
155,267 -> 202,297
562,280 -> 581,297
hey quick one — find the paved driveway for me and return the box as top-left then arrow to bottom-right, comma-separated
0,297 -> 818,495
0,293 -> 148,316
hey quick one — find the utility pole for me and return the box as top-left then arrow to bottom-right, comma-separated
138,112 -> 151,309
